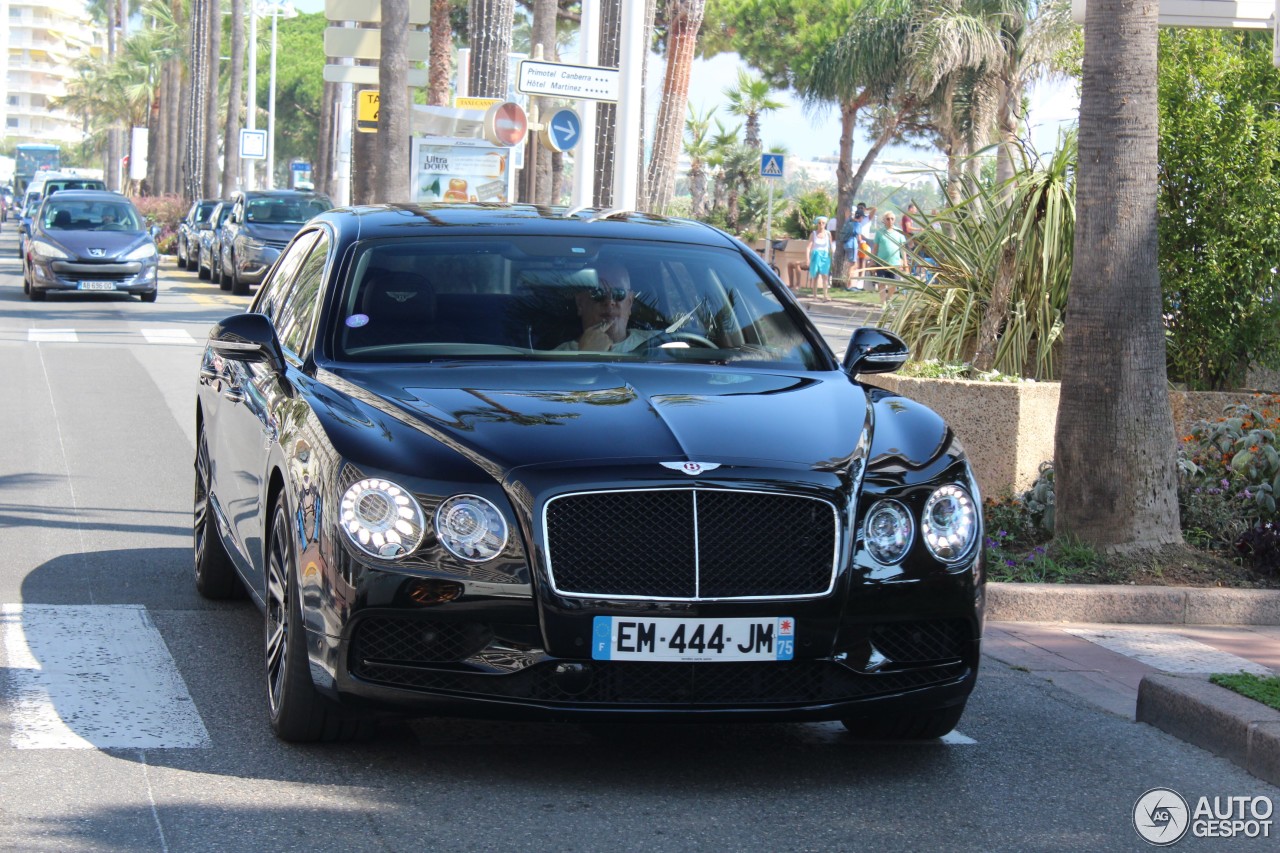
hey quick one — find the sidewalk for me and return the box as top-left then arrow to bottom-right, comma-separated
988,583 -> 1280,787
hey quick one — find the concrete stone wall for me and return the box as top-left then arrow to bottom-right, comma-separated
867,376 -> 1280,498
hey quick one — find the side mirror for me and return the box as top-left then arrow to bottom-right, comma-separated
150,224 -> 161,238
843,327 -> 910,375
208,313 -> 287,374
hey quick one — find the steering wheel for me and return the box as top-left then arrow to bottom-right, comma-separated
635,330 -> 718,351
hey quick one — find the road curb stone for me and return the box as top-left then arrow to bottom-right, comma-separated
987,582 -> 1280,625
1137,674 -> 1280,788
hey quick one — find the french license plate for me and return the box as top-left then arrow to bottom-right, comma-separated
591,616 -> 795,662
78,281 -> 116,291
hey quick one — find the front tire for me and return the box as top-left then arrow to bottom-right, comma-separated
265,502 -> 368,742
141,290 -> 158,303
841,703 -> 967,740
28,285 -> 45,302
194,429 -> 243,599
231,258 -> 250,296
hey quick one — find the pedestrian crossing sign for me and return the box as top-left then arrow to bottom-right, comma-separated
760,153 -> 784,178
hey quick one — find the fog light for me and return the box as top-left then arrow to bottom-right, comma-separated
407,579 -> 463,606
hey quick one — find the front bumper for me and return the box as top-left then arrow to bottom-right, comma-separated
31,258 -> 159,295
307,562 -> 983,722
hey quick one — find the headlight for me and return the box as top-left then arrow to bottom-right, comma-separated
124,243 -> 157,260
31,239 -> 70,260
864,499 -> 913,564
340,478 -> 426,559
922,484 -> 978,561
436,495 -> 508,562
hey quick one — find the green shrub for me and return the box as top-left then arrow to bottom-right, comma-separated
783,188 -> 835,239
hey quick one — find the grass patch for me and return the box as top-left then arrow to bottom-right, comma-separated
1210,673 -> 1280,712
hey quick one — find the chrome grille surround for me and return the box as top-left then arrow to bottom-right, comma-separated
542,487 -> 840,601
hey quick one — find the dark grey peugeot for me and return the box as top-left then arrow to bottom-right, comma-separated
23,190 -> 159,302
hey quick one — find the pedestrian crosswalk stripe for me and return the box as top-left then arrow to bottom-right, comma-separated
1,604 -> 211,749
1064,627 -> 1273,675
28,329 -> 78,343
141,328 -> 198,345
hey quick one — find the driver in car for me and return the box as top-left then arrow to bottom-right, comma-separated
555,260 -> 660,352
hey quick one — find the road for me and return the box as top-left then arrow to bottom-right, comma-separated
0,228 -> 1274,852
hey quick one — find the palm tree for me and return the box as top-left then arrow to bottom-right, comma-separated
683,104 -> 715,218
469,0 -> 515,98
376,0 -> 411,201
646,0 -> 708,213
1053,0 -> 1180,551
705,118 -> 741,215
223,0 -> 246,194
722,69 -> 783,152
428,0 -> 454,106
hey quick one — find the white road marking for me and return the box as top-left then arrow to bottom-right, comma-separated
941,729 -> 978,745
140,328 -> 198,345
1,604 -> 211,749
1064,627 -> 1273,675
28,329 -> 78,343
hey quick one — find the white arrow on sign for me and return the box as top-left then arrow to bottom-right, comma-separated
552,120 -> 577,146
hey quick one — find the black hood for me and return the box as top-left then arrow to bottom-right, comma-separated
325,363 -> 869,475
242,223 -> 305,243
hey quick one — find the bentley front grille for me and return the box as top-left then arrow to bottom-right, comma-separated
544,488 -> 838,600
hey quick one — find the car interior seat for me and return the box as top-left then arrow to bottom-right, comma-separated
52,209 -> 72,229
346,267 -> 440,350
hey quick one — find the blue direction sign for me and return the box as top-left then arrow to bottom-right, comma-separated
541,108 -> 583,153
760,153 -> 784,178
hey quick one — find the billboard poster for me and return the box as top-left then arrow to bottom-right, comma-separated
410,137 -> 515,203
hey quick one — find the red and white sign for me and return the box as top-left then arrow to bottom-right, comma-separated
483,102 -> 528,147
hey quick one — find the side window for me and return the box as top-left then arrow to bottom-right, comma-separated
256,230 -> 319,325
276,232 -> 331,359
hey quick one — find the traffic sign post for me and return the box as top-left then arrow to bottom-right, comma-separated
540,107 -> 582,152
760,154 -> 785,266
240,128 -> 267,160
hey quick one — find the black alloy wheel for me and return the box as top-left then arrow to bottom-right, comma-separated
841,703 -> 967,741
265,501 -> 369,742
193,429 -> 243,599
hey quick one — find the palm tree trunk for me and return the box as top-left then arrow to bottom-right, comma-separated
833,94 -> 865,280
689,164 -> 706,217
428,0 -> 452,106
468,0 -> 514,98
184,0 -> 209,201
530,0 -> 557,204
168,57 -> 184,195
376,0 -> 411,202
1053,0 -> 1180,551
202,0 -> 222,198
223,0 -> 245,195
593,0 -> 620,207
106,0 -> 121,191
316,81 -> 335,196
645,0 -> 705,214
352,56 -> 379,203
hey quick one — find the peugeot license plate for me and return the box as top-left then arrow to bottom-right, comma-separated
591,616 -> 795,662
78,281 -> 116,291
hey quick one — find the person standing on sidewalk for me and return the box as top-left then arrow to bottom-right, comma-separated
807,216 -> 833,301
872,210 -> 908,305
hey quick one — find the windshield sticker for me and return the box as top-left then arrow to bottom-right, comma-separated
345,314 -> 370,328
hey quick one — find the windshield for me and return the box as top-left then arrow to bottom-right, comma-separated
197,202 -> 218,222
333,236 -> 824,369
42,200 -> 144,232
245,196 -> 331,224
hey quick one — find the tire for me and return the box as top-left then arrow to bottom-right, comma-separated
141,290 -> 158,303
194,429 -> 244,599
265,502 -> 369,742
198,253 -> 211,280
231,260 -> 250,296
841,703 -> 967,740
177,238 -> 187,268
28,285 -> 45,302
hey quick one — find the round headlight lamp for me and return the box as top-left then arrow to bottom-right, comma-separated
922,484 -> 978,561
436,495 -> 508,562
865,499 -> 914,564
340,478 -> 426,559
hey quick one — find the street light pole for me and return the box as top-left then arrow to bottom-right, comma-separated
246,4 -> 258,190
266,2 -> 280,189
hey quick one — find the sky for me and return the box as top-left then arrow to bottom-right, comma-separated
297,0 -> 1081,166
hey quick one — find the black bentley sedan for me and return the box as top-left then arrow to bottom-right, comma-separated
24,190 -> 159,302
195,204 -> 985,742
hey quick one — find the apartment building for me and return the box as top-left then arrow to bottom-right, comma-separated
2,0 -> 100,145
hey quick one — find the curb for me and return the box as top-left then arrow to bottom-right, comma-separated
1137,674 -> 1280,787
986,582 -> 1280,625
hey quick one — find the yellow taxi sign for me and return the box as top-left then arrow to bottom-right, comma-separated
453,96 -> 502,111
357,90 -> 379,132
